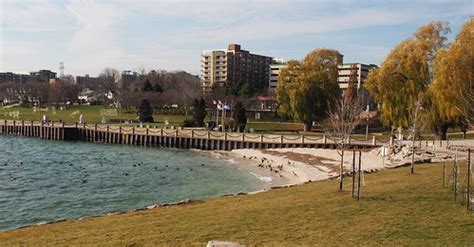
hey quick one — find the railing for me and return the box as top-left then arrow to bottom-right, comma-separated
0,120 -> 381,146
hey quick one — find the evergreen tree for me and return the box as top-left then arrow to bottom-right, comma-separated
137,99 -> 154,123
238,82 -> 251,97
233,101 -> 247,132
192,97 -> 207,127
142,79 -> 153,92
153,83 -> 163,93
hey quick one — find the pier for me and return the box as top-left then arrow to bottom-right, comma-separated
0,120 -> 383,150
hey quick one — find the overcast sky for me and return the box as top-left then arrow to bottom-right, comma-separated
0,0 -> 471,76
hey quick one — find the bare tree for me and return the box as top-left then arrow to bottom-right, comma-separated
408,96 -> 428,174
322,95 -> 363,191
48,80 -> 79,107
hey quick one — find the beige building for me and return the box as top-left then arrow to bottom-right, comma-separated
201,44 -> 273,94
201,49 -> 228,92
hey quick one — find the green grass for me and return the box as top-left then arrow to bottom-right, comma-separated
247,121 -> 304,132
0,106 -> 189,128
447,132 -> 474,140
1,105 -> 472,138
0,162 -> 472,245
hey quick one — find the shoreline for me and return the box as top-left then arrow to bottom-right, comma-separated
2,142 -> 467,233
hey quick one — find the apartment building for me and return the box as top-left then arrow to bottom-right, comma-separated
116,70 -> 138,89
337,63 -> 377,104
75,74 -> 99,87
266,62 -> 377,101
337,63 -> 376,89
29,70 -> 57,83
0,72 -> 29,84
201,44 -> 273,94
268,63 -> 287,95
0,70 -> 58,84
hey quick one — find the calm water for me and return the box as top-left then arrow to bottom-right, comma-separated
0,135 -> 265,231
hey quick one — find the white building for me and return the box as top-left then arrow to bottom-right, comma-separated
337,63 -> 377,89
78,88 -> 97,104
337,63 -> 377,105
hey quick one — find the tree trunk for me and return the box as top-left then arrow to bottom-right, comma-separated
303,121 -> 312,132
411,134 -> 416,174
437,124 -> 448,140
339,149 -> 344,192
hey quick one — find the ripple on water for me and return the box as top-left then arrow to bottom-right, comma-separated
0,135 -> 265,231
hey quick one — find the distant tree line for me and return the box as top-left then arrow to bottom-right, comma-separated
107,69 -> 202,110
0,77 -> 79,107
0,68 -> 202,110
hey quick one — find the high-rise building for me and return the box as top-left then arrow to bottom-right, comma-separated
201,44 -> 273,94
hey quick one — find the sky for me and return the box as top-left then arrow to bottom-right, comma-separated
0,0 -> 472,77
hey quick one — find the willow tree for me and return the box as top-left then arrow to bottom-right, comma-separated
429,18 -> 474,139
365,21 -> 450,132
276,49 -> 341,131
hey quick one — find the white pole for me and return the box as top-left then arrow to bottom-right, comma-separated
222,102 -> 225,131
216,104 -> 219,127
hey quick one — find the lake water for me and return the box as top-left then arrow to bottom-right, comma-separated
0,135 -> 266,231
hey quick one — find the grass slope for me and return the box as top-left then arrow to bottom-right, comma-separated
0,162 -> 472,245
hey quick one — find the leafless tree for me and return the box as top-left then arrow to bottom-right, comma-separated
322,94 -> 363,191
408,96 -> 428,174
48,80 -> 79,107
126,70 -> 201,107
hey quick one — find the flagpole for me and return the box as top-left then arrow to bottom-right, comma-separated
222,103 -> 225,131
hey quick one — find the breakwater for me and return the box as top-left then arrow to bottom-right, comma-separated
0,120 -> 382,150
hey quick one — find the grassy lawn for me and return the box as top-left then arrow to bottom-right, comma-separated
247,121 -> 304,132
0,162 -> 472,245
1,105 -> 472,138
0,106 -> 189,127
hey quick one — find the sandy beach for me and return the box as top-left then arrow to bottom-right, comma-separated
216,141 -> 468,186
